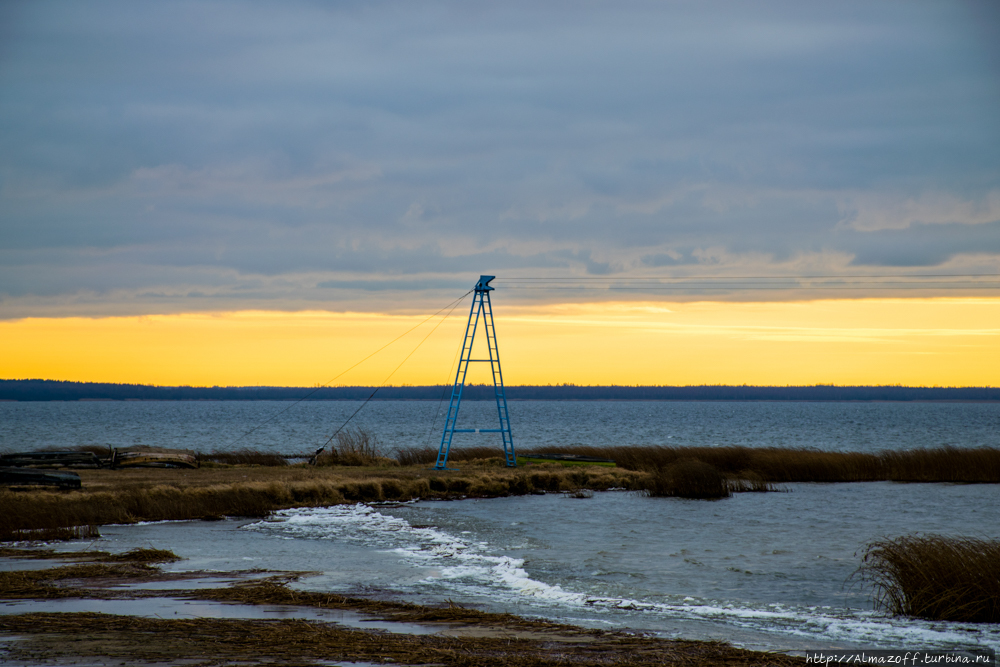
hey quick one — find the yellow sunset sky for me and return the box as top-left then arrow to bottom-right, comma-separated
3,297 -> 998,387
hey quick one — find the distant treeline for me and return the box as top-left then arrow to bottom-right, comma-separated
2,379 -> 999,402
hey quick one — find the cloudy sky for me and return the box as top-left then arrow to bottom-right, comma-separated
2,1 -> 999,386
2,0 -> 998,319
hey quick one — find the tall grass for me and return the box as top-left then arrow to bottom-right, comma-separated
0,465 -> 644,541
517,445 -> 1000,483
395,445 -> 502,467
314,428 -> 397,467
645,459 -> 731,499
855,535 -> 1000,623
199,450 -> 289,466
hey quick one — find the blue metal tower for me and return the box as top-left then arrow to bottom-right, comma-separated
433,275 -> 516,470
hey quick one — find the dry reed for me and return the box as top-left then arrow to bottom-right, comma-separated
4,445 -> 996,540
313,427 -> 399,467
0,611 -> 806,667
199,449 -> 288,466
645,459 -> 731,499
520,445 -> 1000,483
0,561 -> 161,598
0,466 -> 645,541
854,535 -> 1000,623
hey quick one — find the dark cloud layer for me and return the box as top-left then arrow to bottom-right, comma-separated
1,0 -> 998,316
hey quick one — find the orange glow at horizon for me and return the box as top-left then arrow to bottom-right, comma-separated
2,298 -> 999,387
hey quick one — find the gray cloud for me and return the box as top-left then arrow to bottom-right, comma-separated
1,0 -> 998,317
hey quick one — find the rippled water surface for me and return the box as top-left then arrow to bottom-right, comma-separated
2,399 -> 998,453
46,484 -> 1000,653
5,400 -> 999,652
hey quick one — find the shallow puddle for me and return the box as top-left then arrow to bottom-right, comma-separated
0,597 -> 446,635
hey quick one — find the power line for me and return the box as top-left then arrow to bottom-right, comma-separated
494,274 -> 1000,291
310,291 -> 471,461
227,290 -> 472,449
498,274 -> 1000,280
500,286 -> 1000,290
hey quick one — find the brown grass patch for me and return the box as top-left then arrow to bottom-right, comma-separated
0,611 -> 807,667
526,445 -> 1000,483
199,449 -> 289,466
0,561 -> 161,598
645,460 -> 731,499
854,535 -> 1000,623
0,464 -> 645,541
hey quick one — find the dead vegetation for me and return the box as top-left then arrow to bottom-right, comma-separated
0,561 -> 161,599
0,548 -> 805,666
0,611 -> 806,667
199,448 -> 289,466
200,577 -> 569,629
3,442 -> 998,542
526,444 -> 1000,482
0,462 -> 645,541
645,459 -> 733,499
0,548 -> 180,598
313,427 -> 399,467
854,535 -> 1000,623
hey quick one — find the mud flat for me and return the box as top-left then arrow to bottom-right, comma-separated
0,547 -> 804,667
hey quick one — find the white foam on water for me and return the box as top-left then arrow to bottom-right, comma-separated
244,505 -> 999,651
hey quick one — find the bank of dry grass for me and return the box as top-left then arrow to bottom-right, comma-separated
4,445 -> 997,541
0,462 -> 644,541
515,445 -> 1000,483
855,535 -> 1000,623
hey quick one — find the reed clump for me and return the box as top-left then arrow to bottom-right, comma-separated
645,459 -> 731,499
854,535 -> 1000,623
314,428 -> 398,467
521,445 -> 1000,483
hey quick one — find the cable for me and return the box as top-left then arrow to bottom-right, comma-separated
422,318 -> 467,453
495,274 -> 1000,290
228,290 -> 472,449
500,286 -> 1000,290
497,273 -> 1000,280
310,291 -> 471,462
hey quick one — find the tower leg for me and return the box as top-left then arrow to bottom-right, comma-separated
434,276 -> 515,470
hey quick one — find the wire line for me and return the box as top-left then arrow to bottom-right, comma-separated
227,290 -> 472,449
310,291 -> 471,461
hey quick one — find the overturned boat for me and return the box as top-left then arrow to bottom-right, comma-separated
0,450 -> 106,468
111,446 -> 198,469
0,467 -> 82,489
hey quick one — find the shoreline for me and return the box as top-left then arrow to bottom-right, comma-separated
4,444 -> 1000,541
0,547 -> 807,666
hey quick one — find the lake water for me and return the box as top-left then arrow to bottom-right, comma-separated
3,400 -> 999,652
1,399 -> 998,454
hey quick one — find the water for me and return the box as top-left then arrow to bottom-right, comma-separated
1,400 -> 998,453
3,400 -> 999,652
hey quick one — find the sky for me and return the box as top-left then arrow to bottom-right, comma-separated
1,1 -> 999,386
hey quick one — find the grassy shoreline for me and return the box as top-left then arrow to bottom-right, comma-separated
3,445 -> 999,541
0,547 -> 806,666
